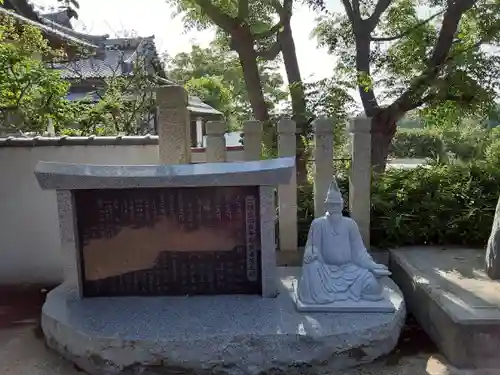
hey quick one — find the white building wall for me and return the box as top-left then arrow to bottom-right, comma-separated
0,143 -> 243,285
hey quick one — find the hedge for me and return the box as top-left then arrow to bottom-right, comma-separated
297,161 -> 499,249
389,129 -> 444,159
389,127 -> 499,161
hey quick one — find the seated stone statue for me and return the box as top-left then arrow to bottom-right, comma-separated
295,177 -> 392,311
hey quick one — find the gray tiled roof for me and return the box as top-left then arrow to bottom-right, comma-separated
0,7 -> 98,50
49,37 -> 155,79
41,10 -> 72,28
0,135 -> 160,147
0,134 -> 245,147
188,96 -> 223,115
38,13 -> 109,45
48,36 -> 222,116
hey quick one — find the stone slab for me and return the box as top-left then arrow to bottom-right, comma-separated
34,157 -> 295,190
390,247 -> 500,369
292,279 -> 396,313
42,267 -> 406,375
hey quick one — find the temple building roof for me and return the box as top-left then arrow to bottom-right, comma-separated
2,0 -> 222,117
49,36 -> 160,80
40,10 -> 72,28
1,0 -> 99,54
47,35 -> 222,116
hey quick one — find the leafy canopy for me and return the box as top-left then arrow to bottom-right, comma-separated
165,42 -> 287,127
310,0 -> 500,125
0,13 -> 71,133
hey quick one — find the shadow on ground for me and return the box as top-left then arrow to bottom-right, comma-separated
382,314 -> 438,366
0,284 -> 53,331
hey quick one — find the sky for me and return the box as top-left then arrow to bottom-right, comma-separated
31,0 -> 340,84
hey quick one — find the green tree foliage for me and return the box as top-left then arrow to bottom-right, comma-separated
166,0 -> 298,125
308,0 -> 500,170
166,0 -> 313,183
58,55 -> 159,136
0,14 -> 71,134
165,43 -> 287,127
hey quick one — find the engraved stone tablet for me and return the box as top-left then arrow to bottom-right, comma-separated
74,186 -> 261,297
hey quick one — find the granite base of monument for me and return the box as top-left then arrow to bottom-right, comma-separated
391,247 -> 500,369
292,278 -> 396,313
42,267 -> 405,375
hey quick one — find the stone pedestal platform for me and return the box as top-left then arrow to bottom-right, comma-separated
390,247 -> 500,369
42,267 -> 405,375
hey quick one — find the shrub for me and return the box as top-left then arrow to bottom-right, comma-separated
371,162 -> 498,248
297,162 -> 499,248
389,129 -> 444,159
485,138 -> 500,165
389,126 -> 498,161
439,128 -> 491,161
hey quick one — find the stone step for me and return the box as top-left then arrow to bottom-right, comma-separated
390,247 -> 500,369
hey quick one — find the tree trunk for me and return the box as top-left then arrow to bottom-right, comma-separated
371,109 -> 398,173
279,20 -> 309,185
232,32 -> 270,125
238,52 -> 270,124
232,31 -> 275,153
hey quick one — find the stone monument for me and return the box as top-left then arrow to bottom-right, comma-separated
35,160 -> 405,375
486,195 -> 500,279
35,158 -> 293,299
294,177 -> 395,312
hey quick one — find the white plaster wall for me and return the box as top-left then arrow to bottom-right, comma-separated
0,145 -> 244,285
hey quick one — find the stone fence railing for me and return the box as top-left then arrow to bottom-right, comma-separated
0,85 -> 372,285
156,85 -> 372,252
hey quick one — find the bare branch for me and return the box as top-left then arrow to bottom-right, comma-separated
371,10 -> 445,42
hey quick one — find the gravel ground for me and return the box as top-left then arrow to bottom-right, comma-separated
0,285 -> 497,375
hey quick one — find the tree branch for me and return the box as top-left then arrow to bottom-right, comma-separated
237,0 -> 249,21
194,0 -> 239,32
366,0 -> 393,31
371,10 -> 445,41
389,0 -> 477,113
271,0 -> 293,20
254,22 -> 282,39
352,0 -> 361,17
256,41 -> 281,60
406,90 -> 475,111
340,0 -> 357,25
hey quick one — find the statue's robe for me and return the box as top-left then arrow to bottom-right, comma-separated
297,214 -> 383,304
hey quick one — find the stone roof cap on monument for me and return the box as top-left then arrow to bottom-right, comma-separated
34,157 -> 295,190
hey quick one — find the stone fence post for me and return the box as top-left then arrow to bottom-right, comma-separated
156,85 -> 191,164
277,118 -> 297,252
205,121 -> 226,162
243,120 -> 263,161
349,116 -> 372,249
313,118 -> 334,218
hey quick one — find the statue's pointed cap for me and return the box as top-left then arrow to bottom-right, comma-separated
325,176 -> 343,204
